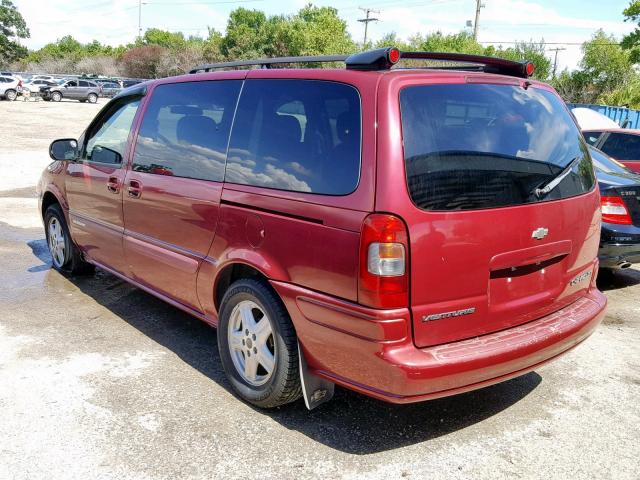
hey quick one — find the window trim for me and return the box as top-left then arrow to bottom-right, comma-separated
80,95 -> 143,168
223,78 -> 363,197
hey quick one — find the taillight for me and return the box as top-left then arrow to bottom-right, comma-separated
601,196 -> 632,225
359,214 -> 408,308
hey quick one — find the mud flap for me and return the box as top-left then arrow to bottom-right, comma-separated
298,342 -> 334,410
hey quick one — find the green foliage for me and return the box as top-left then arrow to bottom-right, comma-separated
492,41 -> 552,81
0,0 -> 29,66
141,28 -> 187,50
622,0 -> 640,62
581,30 -> 632,92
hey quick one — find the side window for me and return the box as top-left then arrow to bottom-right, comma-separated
67,81 -> 77,87
79,80 -> 90,87
583,131 -> 603,146
601,133 -> 640,160
84,98 -> 141,165
132,80 -> 241,181
226,79 -> 361,195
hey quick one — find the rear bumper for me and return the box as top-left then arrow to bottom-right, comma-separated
599,243 -> 640,268
272,281 -> 606,404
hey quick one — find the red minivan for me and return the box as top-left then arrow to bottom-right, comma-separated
39,48 -> 606,409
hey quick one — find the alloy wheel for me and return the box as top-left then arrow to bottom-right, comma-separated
227,300 -> 276,386
47,217 -> 66,268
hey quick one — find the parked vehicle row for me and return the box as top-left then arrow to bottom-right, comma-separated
40,79 -> 101,103
39,48 -> 608,411
0,72 -> 146,101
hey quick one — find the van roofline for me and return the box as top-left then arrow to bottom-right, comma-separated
189,47 -> 535,79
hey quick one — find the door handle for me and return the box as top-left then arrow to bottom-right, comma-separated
127,180 -> 142,198
107,176 -> 120,193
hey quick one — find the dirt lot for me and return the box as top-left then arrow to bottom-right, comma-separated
1,99 -> 639,480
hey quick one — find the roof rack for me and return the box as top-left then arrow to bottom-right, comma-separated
189,47 -> 535,79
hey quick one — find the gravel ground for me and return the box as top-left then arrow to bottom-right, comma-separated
1,99 -> 639,480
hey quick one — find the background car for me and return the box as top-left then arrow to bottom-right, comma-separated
590,145 -> 640,269
573,107 -> 640,173
0,75 -> 22,101
22,79 -> 57,94
99,81 -> 122,98
41,79 -> 101,103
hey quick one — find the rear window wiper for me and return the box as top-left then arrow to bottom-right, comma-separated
534,156 -> 582,198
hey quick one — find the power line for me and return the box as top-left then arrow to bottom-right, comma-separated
479,41 -> 622,45
358,7 -> 380,48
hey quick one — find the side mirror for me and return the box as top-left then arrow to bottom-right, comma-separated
49,138 -> 78,161
91,145 -> 122,165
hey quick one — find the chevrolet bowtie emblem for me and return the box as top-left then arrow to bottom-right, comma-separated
531,227 -> 549,240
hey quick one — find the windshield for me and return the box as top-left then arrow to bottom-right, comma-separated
400,84 -> 595,211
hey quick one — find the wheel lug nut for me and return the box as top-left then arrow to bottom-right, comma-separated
242,339 -> 245,345
247,351 -> 251,357
252,334 -> 256,341
245,329 -> 249,335
253,347 -> 257,354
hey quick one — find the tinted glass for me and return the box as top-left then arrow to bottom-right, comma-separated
601,132 -> 640,160
79,80 -> 89,87
589,146 -> 633,174
583,131 -> 603,146
133,80 -> 241,181
400,84 -> 595,211
226,79 -> 361,195
84,98 -> 140,165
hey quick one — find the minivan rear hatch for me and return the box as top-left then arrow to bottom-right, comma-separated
399,81 -> 599,348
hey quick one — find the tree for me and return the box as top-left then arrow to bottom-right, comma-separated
622,0 -> 640,62
142,28 -> 186,50
581,30 -> 632,95
491,41 -> 552,81
0,0 -> 29,65
119,45 -> 166,78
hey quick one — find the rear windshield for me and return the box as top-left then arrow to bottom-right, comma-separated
400,84 -> 595,211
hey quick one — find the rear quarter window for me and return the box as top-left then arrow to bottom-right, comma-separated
400,84 -> 595,211
225,79 -> 361,195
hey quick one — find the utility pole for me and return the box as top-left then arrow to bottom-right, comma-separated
138,0 -> 143,41
473,0 -> 484,40
549,47 -> 566,78
358,7 -> 379,49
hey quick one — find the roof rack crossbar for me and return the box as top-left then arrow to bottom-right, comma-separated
189,47 -> 533,79
190,55 -> 348,73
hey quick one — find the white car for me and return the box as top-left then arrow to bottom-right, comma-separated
32,75 -> 55,82
0,76 -> 22,101
23,79 -> 57,94
571,107 -> 620,130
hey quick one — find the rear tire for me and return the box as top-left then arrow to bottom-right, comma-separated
5,89 -> 17,101
87,93 -> 98,103
44,204 -> 94,274
51,91 -> 62,102
218,279 -> 302,408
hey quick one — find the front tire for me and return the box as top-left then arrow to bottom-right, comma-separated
218,279 -> 302,408
5,89 -> 17,101
44,204 -> 93,274
87,93 -> 98,103
51,91 -> 62,102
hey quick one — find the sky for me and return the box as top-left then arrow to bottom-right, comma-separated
12,0 -> 636,72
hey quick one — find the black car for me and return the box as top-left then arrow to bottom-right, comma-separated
590,145 -> 640,269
